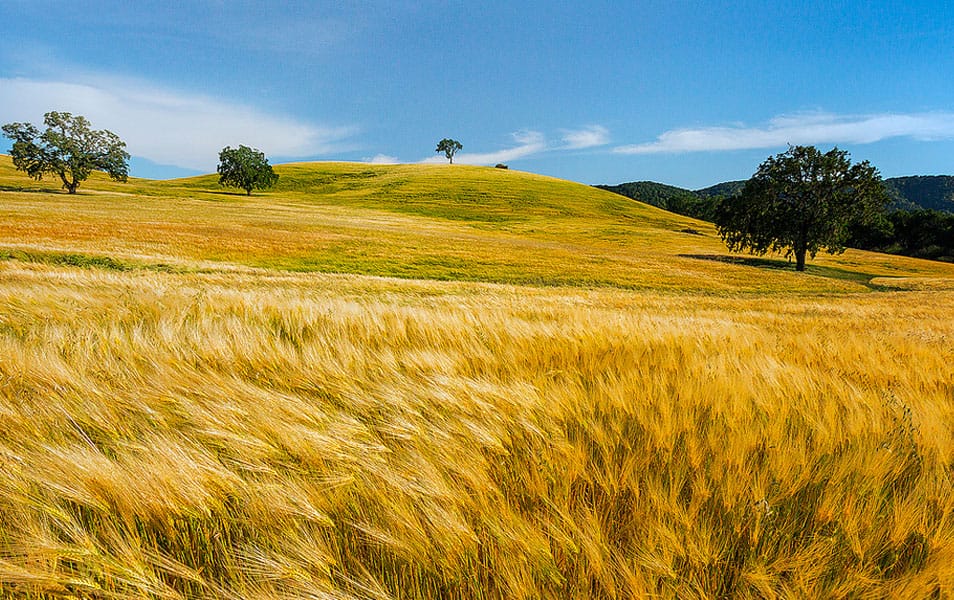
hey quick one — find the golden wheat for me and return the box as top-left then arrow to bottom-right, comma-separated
0,261 -> 951,598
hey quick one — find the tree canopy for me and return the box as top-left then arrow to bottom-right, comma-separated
714,145 -> 889,271
436,138 -> 462,164
2,111 -> 129,194
217,145 -> 279,196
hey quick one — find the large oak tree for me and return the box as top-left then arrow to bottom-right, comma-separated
2,112 -> 129,194
715,145 -> 889,271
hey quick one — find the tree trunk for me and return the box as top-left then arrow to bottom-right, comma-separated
794,224 -> 808,272
59,171 -> 78,194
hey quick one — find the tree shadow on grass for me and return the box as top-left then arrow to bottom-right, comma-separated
680,253 -> 881,286
192,189 -> 254,199
0,184 -> 64,194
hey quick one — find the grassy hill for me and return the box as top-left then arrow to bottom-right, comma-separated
3,156 -> 952,294
2,155 -> 954,598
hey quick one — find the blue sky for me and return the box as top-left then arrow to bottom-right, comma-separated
1,0 -> 953,188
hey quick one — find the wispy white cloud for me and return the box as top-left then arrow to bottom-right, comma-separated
561,125 -> 610,149
614,112 -> 954,154
367,153 -> 399,164
0,76 -> 357,171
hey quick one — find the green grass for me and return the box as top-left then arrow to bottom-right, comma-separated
0,248 -> 183,273
3,156 -> 954,296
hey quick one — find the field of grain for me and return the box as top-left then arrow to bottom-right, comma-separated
2,156 -> 954,598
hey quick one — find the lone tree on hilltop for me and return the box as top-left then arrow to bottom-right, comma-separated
436,138 -> 462,164
2,111 -> 129,194
217,145 -> 279,196
714,145 -> 889,271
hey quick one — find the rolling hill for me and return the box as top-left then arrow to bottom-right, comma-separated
2,154 -> 954,599
6,155 -> 953,293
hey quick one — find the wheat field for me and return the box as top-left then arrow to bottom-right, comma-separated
2,157 -> 954,598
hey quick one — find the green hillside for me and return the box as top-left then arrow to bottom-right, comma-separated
599,174 -> 954,263
3,155 -> 954,294
601,175 -> 954,215
884,175 -> 954,212
695,180 -> 746,198
593,180 -> 747,222
594,181 -> 716,221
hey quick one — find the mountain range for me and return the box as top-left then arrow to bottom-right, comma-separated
596,175 -> 954,221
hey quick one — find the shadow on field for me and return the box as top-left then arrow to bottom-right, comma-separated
0,184 -> 64,194
193,190 -> 256,199
196,189 -> 249,196
680,253 -> 880,286
0,248 -> 180,273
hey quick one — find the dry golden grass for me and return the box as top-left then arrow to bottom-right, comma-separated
1,264 -> 953,598
1,156 -> 954,598
3,155 -> 953,294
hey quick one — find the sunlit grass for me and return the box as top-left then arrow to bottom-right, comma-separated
3,156 -> 953,294
1,264 -> 953,598
2,155 -> 954,598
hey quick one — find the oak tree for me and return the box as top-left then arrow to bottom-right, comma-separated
715,145 -> 889,271
2,111 -> 129,194
217,145 -> 279,196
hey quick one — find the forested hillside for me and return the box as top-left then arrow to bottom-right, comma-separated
598,174 -> 954,262
599,175 -> 954,215
884,175 -> 954,212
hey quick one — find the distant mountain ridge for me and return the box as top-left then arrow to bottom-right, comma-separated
883,176 -> 954,212
592,181 -> 717,221
596,175 -> 954,219
695,181 -> 745,199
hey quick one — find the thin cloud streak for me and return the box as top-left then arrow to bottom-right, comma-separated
0,76 -> 357,171
614,112 -> 954,154
561,125 -> 610,149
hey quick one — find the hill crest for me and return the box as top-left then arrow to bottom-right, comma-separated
3,154 -> 954,291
